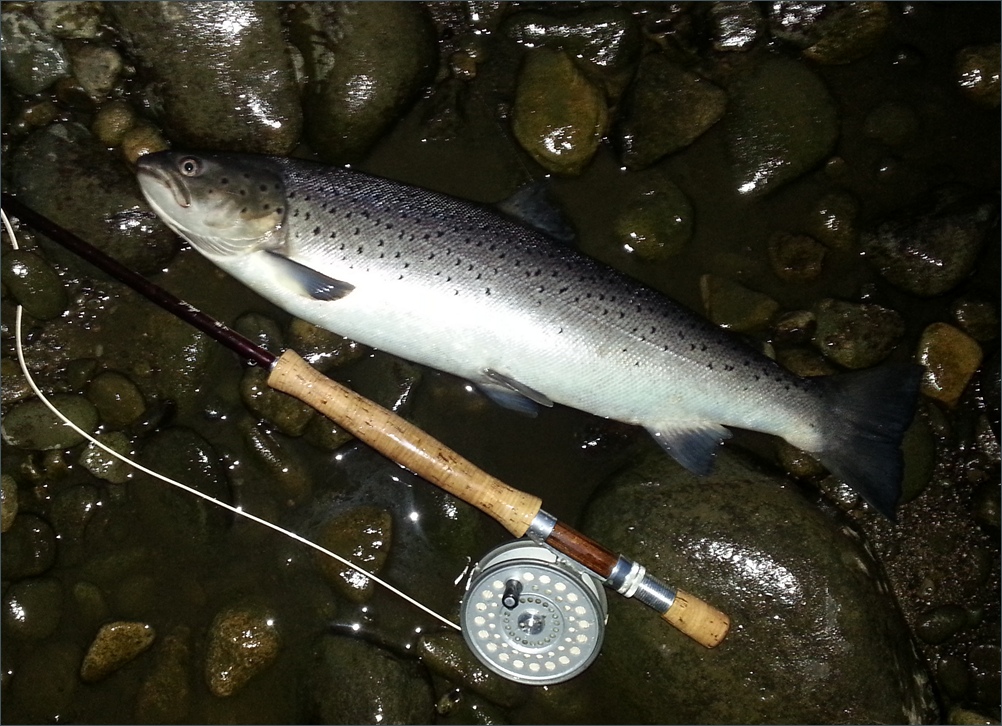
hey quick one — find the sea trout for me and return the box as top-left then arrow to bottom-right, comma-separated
136,151 -> 921,519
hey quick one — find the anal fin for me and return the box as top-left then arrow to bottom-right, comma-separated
264,250 -> 354,301
646,423 -> 732,476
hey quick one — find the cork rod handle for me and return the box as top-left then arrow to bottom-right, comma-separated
662,590 -> 731,648
268,350 -> 541,537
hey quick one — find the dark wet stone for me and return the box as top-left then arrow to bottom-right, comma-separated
133,307 -> 214,414
861,191 -> 997,297
917,323 -> 983,407
9,122 -> 178,275
968,644 -> 1001,704
1,394 -> 98,450
864,101 -> 920,146
1,249 -> 68,320
768,231 -> 826,282
302,414 -> 355,452
580,445 -> 938,724
899,411 -> 936,504
9,640 -> 82,722
1,513 -> 56,580
708,1 -> 765,52
307,635 -> 435,724
289,2 -> 436,163
80,620 -> 156,683
615,178 -> 694,261
513,48 -> 608,176
418,630 -> 527,709
955,43 -> 1001,108
111,2 -> 301,154
804,189 -> 859,251
812,298 -> 905,369
314,506 -> 392,603
2,577 -> 63,640
119,121 -> 169,165
86,369 -> 147,428
90,99 -> 136,146
204,603 -> 281,697
726,58 -> 839,196
949,706 -> 998,725
135,626 -> 192,724
240,420 -> 313,504
72,581 -> 110,630
1,10 -> 70,94
618,53 -> 726,171
348,353 -> 423,416
69,43 -> 123,99
34,1 -> 105,40
972,480 -> 1000,533
700,274 -> 779,332
937,655 -> 973,701
916,604 -> 974,645
49,483 -> 102,552
801,3 -> 891,65
287,317 -> 367,374
240,364 -> 316,436
953,297 -> 999,342
1,473 -> 18,532
234,312 -> 285,356
771,309 -> 817,347
1,358 -> 33,407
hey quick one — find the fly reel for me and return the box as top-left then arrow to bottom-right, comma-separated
460,540 -> 608,685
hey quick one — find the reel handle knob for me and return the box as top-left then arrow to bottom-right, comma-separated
661,589 -> 730,648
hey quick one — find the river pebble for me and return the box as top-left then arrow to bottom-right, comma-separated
1,249 -> 68,321
700,274 -> 779,332
917,323 -> 984,407
134,625 -> 192,723
617,53 -> 726,171
111,2 -> 300,154
240,365 -> 315,437
90,99 -> 136,147
80,621 -> 156,683
289,1 -> 435,163
287,317 -> 367,374
8,640 -> 82,722
240,420 -> 313,505
86,369 -> 147,428
418,630 -> 526,708
78,432 -> 131,484
708,1 -> 764,52
813,298 -> 905,369
1,394 -> 98,450
204,603 -> 281,697
69,43 -> 123,99
314,506 -> 393,603
0,9 -> 70,94
34,1 -> 105,40
952,297 -> 999,342
727,57 -> 838,196
916,604 -> 976,645
2,577 -> 63,640
768,231 -> 826,282
864,100 -> 920,147
955,43 -> 1001,108
307,635 -> 434,723
2,514 -> 56,580
615,177 -> 694,261
1,473 -> 19,532
803,189 -> 860,251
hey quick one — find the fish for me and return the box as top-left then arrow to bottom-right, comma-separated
136,150 -> 922,519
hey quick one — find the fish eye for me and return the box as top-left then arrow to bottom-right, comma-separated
179,157 -> 201,177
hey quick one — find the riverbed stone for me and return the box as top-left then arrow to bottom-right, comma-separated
204,603 -> 281,697
307,635 -> 435,724
618,52 -> 727,171
726,57 -> 839,196
709,1 -> 765,52
952,298 -> 999,342
513,48 -> 608,176
288,1 -> 436,163
86,369 -> 146,428
700,274 -> 779,332
864,100 -> 920,147
313,506 -> 393,603
813,298 -> 905,369
8,640 -> 82,722
1,10 -> 70,94
2,577 -> 63,640
80,621 -> 156,682
1,474 -> 19,532
917,323 -> 984,407
615,178 -> 694,260
110,2 -> 301,154
417,630 -> 527,708
69,43 -> 123,99
861,191 -> 997,297
287,317 -> 367,374
240,364 -> 315,437
804,189 -> 860,251
34,1 -> 105,40
79,432 -> 132,484
1,249 -> 68,320
135,626 -> 192,723
240,420 -> 313,504
1,394 -> 98,450
579,444 -> 938,724
90,98 -> 136,146
768,231 -> 826,282
955,43 -> 1001,108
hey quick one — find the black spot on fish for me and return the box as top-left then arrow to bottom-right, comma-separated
221,177 -> 229,185
313,226 -> 320,235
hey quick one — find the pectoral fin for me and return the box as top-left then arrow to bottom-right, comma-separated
646,423 -> 732,475
265,251 -> 354,301
477,370 -> 554,416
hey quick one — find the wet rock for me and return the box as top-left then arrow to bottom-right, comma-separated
314,506 -> 393,603
972,479 -> 1000,533
615,178 -> 694,261
2,577 -> 63,640
349,353 -> 423,415
1,249 -> 68,320
618,53 -> 727,171
135,626 -> 192,724
287,317 -> 367,374
9,122 -> 178,274
72,581 -> 110,630
580,445 -> 937,724
899,411 -> 936,504
953,297 -> 999,342
863,100 -> 920,146
307,635 -> 435,724
700,274 -> 779,332
234,312 -> 285,356
69,43 -> 123,99
772,309 -> 817,347
417,630 -> 526,708
949,706 -> 998,725
956,43 -> 1001,108
111,2 -> 301,154
50,484 -> 103,555
9,640 -> 82,722
503,7 -> 641,97
1,473 -> 19,532
768,231 -> 826,282
34,1 -> 105,40
917,323 -> 984,407
513,48 -> 608,176
804,189 -> 859,251
240,420 -> 313,504
812,298 -> 905,369
1,394 -> 99,450
133,307 -> 213,414
204,603 -> 281,697
708,1 -> 765,52
801,3 -> 891,65
288,1 -> 436,163
302,414 -> 355,452
1,358 -> 34,407
90,98 -> 136,146
240,364 -> 315,436
1,510 -> 56,582
726,57 -> 839,196
86,369 -> 147,427
79,432 -> 132,484
916,604 -> 974,645
1,10 -> 70,94
80,621 -> 156,682
119,121 -> 169,164
861,191 -> 997,297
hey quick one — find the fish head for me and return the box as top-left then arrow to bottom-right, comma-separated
136,151 -> 286,257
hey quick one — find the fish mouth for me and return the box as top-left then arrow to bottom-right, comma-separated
136,156 -> 191,210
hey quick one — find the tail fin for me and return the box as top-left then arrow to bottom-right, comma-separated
814,365 -> 923,520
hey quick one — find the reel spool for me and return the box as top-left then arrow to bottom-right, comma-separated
460,540 -> 608,685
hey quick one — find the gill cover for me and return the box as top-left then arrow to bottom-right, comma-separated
136,151 -> 287,257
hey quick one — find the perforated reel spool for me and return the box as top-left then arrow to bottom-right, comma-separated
460,540 -> 608,685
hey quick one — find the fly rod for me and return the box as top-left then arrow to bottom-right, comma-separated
1,192 -> 729,648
